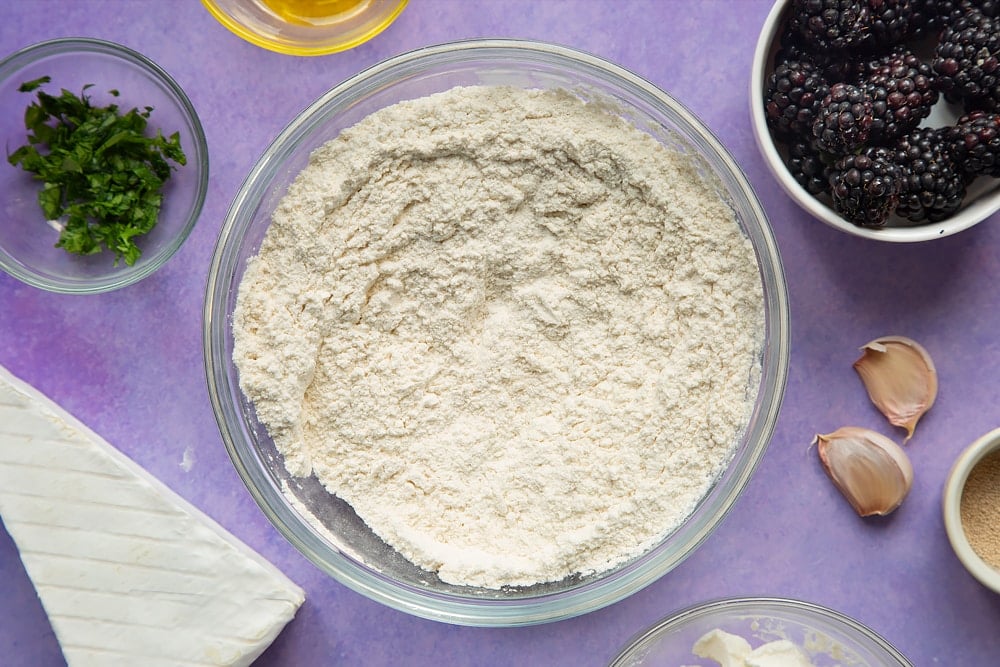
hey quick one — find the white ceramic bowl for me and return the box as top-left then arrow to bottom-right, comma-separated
750,0 -> 1000,242
943,427 -> 1000,594
205,39 -> 790,626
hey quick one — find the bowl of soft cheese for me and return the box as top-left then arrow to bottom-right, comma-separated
609,597 -> 912,666
204,39 -> 790,626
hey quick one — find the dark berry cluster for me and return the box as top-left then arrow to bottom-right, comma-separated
765,0 -> 1000,227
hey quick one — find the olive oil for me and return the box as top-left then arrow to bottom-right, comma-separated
260,0 -> 371,26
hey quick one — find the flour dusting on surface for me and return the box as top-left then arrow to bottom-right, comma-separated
232,86 -> 764,588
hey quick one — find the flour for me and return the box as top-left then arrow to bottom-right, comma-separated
232,86 -> 764,589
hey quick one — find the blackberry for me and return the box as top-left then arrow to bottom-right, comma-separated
869,0 -> 918,44
963,0 -> 1000,18
932,8 -> 1000,110
895,127 -> 969,222
787,0 -> 874,52
786,139 -> 833,195
946,109 -> 1000,175
765,60 -> 832,139
859,47 -> 935,81
829,147 -> 903,226
908,0 -> 961,37
812,83 -> 875,154
774,30 -> 861,83
860,50 -> 938,144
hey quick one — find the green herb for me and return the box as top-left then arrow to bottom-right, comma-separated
7,75 -> 186,266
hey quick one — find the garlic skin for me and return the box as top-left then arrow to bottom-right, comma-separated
814,427 -> 914,517
853,335 -> 937,442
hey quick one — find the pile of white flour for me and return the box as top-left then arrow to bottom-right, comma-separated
233,86 -> 764,589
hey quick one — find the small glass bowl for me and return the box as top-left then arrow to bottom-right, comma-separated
200,0 -> 408,56
610,597 -> 913,666
0,38 -> 208,294
750,0 -> 1000,242
943,428 -> 1000,594
204,39 -> 790,626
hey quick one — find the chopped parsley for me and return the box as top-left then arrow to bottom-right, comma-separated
7,76 -> 186,266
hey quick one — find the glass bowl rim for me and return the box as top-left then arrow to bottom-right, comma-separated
204,37 -> 790,626
608,595 -> 913,666
0,36 -> 209,294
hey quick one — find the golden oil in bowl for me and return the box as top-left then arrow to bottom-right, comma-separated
260,0 -> 371,26
201,0 -> 407,56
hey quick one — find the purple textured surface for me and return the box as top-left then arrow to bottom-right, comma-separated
1,1 -> 999,665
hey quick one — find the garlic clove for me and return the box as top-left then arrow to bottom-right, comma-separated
853,335 -> 937,442
814,426 -> 914,517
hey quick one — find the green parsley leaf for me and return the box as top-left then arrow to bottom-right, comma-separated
7,78 -> 187,266
17,75 -> 51,93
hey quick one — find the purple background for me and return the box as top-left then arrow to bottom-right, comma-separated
2,1 -> 999,665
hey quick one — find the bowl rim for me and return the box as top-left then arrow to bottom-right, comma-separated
199,0 -> 409,56
749,0 -> 1000,243
942,427 -> 1000,594
608,595 -> 913,666
204,37 -> 790,626
0,36 -> 209,294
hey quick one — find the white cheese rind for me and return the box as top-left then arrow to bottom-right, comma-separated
0,365 -> 305,667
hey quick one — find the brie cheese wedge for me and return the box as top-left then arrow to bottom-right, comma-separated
0,365 -> 305,667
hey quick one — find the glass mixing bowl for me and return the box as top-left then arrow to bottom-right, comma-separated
610,597 -> 912,666
0,38 -> 208,293
200,0 -> 408,56
204,39 -> 790,626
